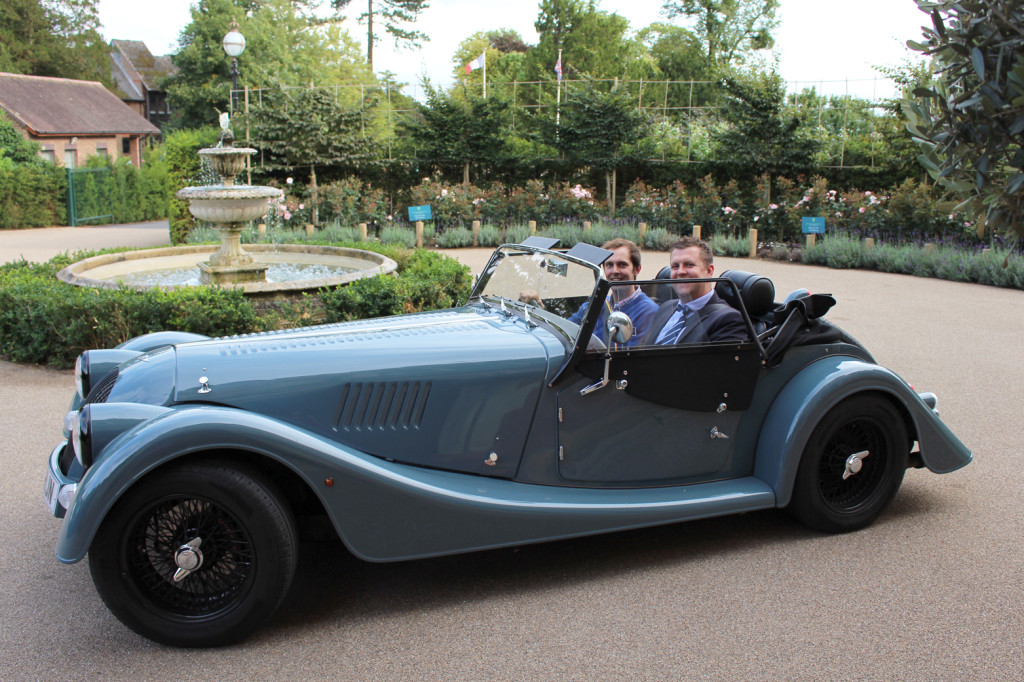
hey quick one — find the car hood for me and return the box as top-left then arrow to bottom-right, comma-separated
164,307 -> 562,477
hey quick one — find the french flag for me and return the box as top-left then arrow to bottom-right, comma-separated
465,51 -> 485,74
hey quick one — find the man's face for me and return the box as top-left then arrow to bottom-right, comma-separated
669,246 -> 714,300
603,246 -> 640,299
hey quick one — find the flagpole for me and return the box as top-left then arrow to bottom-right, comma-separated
483,52 -> 487,99
556,49 -> 562,128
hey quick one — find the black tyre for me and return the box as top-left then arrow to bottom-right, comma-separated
789,395 -> 909,533
89,461 -> 298,647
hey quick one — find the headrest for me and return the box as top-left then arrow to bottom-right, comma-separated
715,270 -> 775,317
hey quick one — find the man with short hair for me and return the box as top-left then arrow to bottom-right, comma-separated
640,236 -> 748,345
570,238 -> 657,347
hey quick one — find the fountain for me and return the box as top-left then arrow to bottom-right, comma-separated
57,114 -> 397,298
176,136 -> 280,285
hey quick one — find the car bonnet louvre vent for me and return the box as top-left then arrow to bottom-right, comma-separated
218,321 -> 490,356
336,381 -> 432,431
83,368 -> 119,405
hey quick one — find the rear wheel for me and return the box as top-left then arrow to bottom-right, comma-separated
89,461 -> 298,647
789,395 -> 909,533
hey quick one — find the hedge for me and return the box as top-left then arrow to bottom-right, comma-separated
0,245 -> 471,368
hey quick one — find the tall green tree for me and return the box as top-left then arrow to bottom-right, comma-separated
452,29 -> 530,86
637,22 -> 716,111
0,119 -> 41,163
903,0 -> 1024,239
0,0 -> 112,85
712,74 -> 817,203
165,0 -> 372,130
661,0 -> 778,73
247,87 -> 377,224
331,0 -> 429,70
548,79 -> 649,209
404,86 -> 511,186
527,0 -> 654,82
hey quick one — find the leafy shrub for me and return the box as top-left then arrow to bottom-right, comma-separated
709,234 -> 750,258
436,226 -> 474,248
0,256 -> 262,366
642,227 -> 679,250
0,242 -> 471,367
478,224 -> 501,247
380,226 -> 416,248
165,127 -> 220,243
503,223 -> 532,244
320,249 -> 471,321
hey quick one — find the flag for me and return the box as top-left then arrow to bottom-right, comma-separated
555,55 -> 562,82
465,51 -> 485,74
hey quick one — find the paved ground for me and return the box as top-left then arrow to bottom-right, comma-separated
0,221 -> 171,263
2,226 -> 1023,679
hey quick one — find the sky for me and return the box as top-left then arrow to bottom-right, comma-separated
97,0 -> 932,100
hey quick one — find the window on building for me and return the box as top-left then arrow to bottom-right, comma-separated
122,138 -> 131,155
64,149 -> 76,168
40,149 -> 55,163
96,148 -> 108,159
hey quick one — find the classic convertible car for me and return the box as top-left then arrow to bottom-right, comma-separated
44,238 -> 971,646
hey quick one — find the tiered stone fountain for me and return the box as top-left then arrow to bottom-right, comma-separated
56,118 -> 397,297
175,136 -> 281,285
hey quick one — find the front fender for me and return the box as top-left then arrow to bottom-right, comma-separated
755,357 -> 972,507
56,406 -> 354,563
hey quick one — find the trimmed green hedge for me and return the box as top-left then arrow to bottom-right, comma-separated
0,245 -> 471,368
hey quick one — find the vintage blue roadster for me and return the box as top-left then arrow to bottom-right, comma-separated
44,239 -> 971,646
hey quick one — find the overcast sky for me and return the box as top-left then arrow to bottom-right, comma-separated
97,0 -> 931,100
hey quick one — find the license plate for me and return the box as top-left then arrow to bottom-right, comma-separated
44,470 -> 60,515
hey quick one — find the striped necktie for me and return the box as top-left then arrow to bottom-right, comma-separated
657,304 -> 693,344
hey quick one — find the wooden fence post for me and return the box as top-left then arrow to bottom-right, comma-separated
472,220 -> 480,247
692,225 -> 701,239
358,222 -> 367,241
748,228 -> 757,258
415,221 -> 423,248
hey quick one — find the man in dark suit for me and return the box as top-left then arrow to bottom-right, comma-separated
640,236 -> 748,345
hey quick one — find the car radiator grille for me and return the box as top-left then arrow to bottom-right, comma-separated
335,381 -> 431,431
83,368 -> 118,406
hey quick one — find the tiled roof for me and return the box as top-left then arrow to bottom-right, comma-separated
0,72 -> 160,135
110,40 -> 177,91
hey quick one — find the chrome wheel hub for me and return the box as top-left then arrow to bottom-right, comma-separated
842,450 -> 871,480
173,538 -> 204,582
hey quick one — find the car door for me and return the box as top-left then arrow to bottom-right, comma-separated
556,336 -> 763,486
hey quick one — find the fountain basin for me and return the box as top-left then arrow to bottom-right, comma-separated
57,244 -> 398,297
177,186 -> 282,224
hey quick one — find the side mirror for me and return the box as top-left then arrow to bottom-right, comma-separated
605,311 -> 633,345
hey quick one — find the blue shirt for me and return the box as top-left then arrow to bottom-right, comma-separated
570,287 -> 658,347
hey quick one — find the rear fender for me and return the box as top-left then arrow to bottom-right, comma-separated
756,357 -> 972,507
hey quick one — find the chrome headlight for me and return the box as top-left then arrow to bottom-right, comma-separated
71,405 -> 92,468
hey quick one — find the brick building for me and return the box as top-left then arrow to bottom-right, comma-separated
110,39 -> 176,132
0,72 -> 160,168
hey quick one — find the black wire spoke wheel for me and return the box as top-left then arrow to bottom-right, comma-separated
89,462 -> 298,647
789,395 -> 909,533
125,496 -> 254,617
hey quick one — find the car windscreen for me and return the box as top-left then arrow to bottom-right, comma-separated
471,245 -> 602,344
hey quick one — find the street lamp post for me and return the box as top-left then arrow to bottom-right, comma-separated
222,18 -> 245,112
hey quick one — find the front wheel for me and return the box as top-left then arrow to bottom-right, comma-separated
789,395 -> 909,533
89,461 -> 298,647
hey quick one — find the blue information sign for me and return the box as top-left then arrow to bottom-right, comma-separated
801,217 -> 825,234
408,205 -> 433,221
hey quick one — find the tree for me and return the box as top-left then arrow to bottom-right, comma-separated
331,0 -> 429,70
528,0 -> 654,82
548,79 -> 649,209
452,29 -> 530,85
903,0 -> 1024,239
0,0 -> 112,85
404,86 -> 511,186
661,0 -> 778,73
247,87 -> 377,224
0,119 -> 42,164
712,74 -> 817,203
165,0 -> 372,130
637,22 -> 716,111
